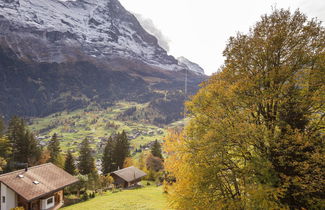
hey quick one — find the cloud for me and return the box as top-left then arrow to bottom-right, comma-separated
134,13 -> 171,52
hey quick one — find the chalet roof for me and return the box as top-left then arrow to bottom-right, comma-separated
0,163 -> 78,201
111,166 -> 146,182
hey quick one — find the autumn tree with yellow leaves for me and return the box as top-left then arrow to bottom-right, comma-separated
164,9 -> 324,209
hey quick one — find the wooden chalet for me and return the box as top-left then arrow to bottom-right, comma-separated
0,163 -> 78,210
111,166 -> 146,188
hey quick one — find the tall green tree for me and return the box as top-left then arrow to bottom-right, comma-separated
24,130 -> 42,166
112,131 -> 130,170
102,137 -> 115,174
48,133 -> 61,165
64,150 -> 76,175
164,9 -> 325,209
151,140 -> 163,159
101,132 -> 131,174
78,138 -> 96,175
7,116 -> 42,167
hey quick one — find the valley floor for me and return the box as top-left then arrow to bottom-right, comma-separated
62,185 -> 168,210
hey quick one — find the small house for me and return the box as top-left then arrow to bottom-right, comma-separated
0,163 -> 78,210
111,166 -> 146,188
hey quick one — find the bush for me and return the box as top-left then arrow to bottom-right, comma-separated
82,192 -> 89,201
91,192 -> 96,198
145,169 -> 156,181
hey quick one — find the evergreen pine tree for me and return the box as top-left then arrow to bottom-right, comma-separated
102,137 -> 115,174
64,150 -> 76,175
151,140 -> 163,159
78,138 -> 95,175
24,130 -> 42,166
112,131 -> 130,170
48,133 -> 61,165
120,130 -> 130,158
7,116 -> 42,167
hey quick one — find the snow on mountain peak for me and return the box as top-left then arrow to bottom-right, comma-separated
0,0 -> 204,74
178,57 -> 204,75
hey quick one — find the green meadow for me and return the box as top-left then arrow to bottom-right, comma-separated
62,185 -> 168,210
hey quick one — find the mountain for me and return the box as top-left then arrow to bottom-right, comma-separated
0,0 -> 203,72
177,57 -> 205,75
0,0 -> 206,122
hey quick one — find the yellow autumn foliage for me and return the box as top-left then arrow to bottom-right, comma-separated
164,9 -> 324,210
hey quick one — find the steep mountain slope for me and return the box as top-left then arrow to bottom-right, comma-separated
0,0 -> 206,121
0,0 -> 195,71
178,57 -> 205,75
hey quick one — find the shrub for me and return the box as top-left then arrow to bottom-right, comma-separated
82,192 -> 89,201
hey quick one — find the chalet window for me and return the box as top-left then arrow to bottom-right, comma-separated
2,196 -> 5,203
41,196 -> 55,209
47,197 -> 54,205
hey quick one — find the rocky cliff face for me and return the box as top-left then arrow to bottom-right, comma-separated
0,0 -> 203,73
178,57 -> 205,75
0,0 -> 206,120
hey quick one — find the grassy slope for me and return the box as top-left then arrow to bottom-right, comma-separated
28,102 -> 167,155
62,186 -> 168,210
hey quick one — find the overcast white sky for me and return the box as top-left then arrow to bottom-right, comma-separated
119,0 -> 325,75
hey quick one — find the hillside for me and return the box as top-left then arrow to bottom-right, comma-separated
0,0 -> 206,121
62,185 -> 167,210
28,101 -> 186,157
0,46 -> 204,120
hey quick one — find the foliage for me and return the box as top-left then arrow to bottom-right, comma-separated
0,136 -> 11,161
48,133 -> 61,166
87,169 -> 100,191
38,149 -> 51,164
136,152 -> 146,170
90,192 -> 96,198
11,207 -> 24,210
82,192 -> 89,201
78,138 -> 96,175
112,130 -> 130,170
164,9 -> 325,210
151,140 -> 163,159
101,137 -> 114,174
0,157 -> 6,172
102,131 -> 130,173
99,175 -> 114,190
7,116 -> 42,168
146,153 -> 163,172
64,150 -> 77,175
74,174 -> 89,197
123,157 -> 134,168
